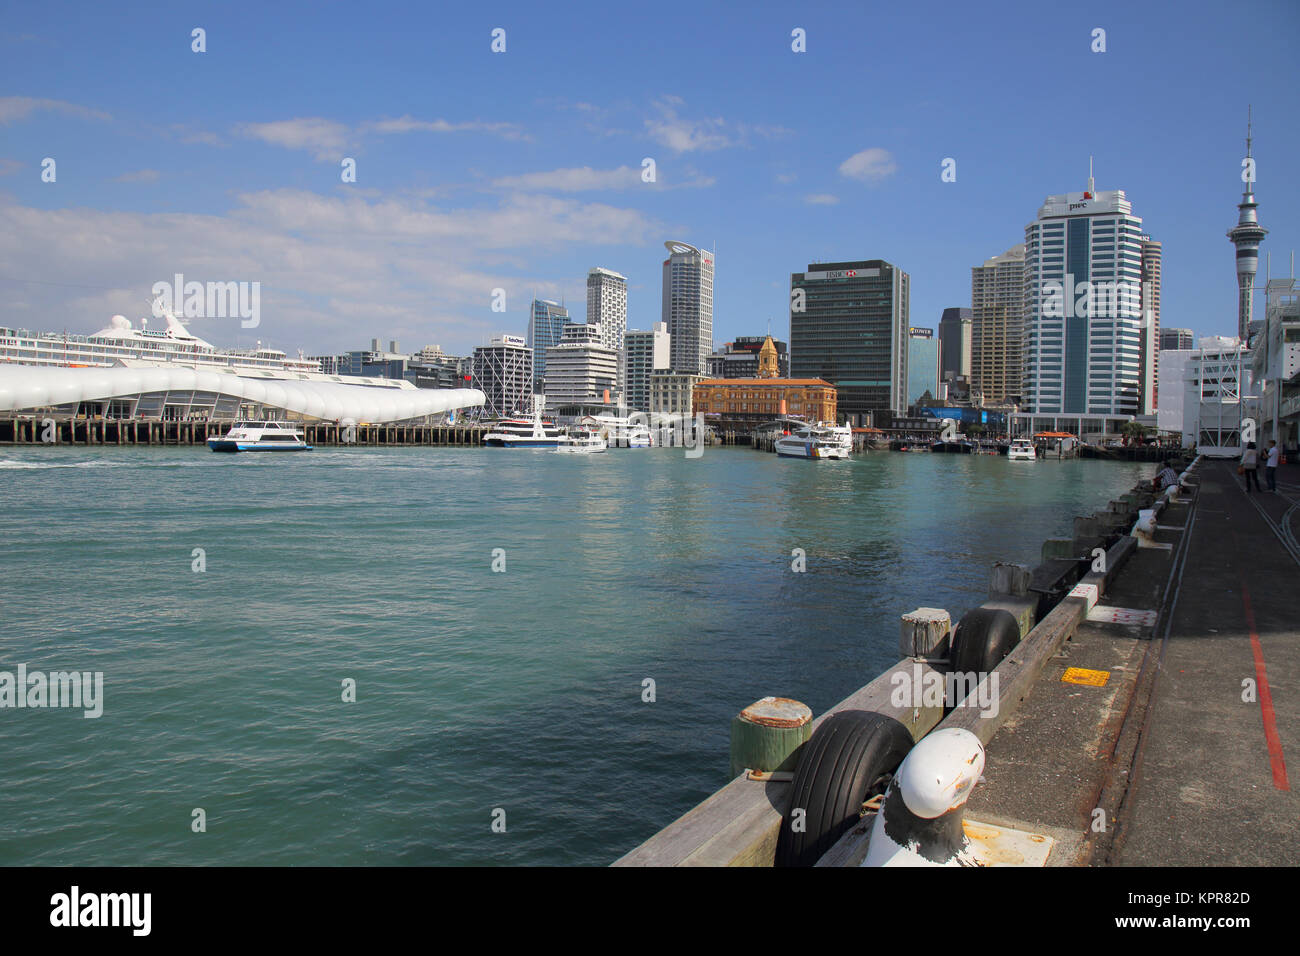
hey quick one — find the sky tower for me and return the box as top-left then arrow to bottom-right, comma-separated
1227,107 -> 1268,342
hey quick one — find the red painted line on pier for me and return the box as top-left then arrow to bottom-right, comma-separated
1241,580 -> 1290,791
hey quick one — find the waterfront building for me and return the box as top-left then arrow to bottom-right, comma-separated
693,375 -> 837,428
542,323 -> 618,411
661,241 -> 714,375
1160,328 -> 1195,351
1251,277 -> 1300,452
623,322 -> 670,412
938,307 -> 973,381
650,370 -> 704,417
527,299 -> 570,386
1227,110 -> 1268,342
789,259 -> 910,424
970,245 -> 1025,406
1022,168 -> 1153,417
0,362 -> 481,424
1183,335 -> 1256,455
707,336 -> 790,378
472,334 -> 533,417
907,328 -> 939,407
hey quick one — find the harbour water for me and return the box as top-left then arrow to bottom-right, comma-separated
0,446 -> 1154,866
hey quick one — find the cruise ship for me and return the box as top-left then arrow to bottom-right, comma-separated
0,313 -> 320,375
0,311 -> 488,425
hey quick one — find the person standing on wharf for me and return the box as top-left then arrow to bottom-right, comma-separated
1266,440 -> 1279,491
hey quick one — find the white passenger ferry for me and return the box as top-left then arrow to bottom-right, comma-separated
774,423 -> 850,460
554,429 -> 608,454
581,414 -> 653,448
483,400 -> 563,448
207,421 -> 312,452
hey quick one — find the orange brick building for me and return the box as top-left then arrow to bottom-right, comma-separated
692,378 -> 838,422
691,336 -> 838,424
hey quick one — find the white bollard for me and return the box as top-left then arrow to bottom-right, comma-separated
862,728 -> 985,867
1132,508 -> 1158,543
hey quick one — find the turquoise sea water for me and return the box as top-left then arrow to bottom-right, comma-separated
0,445 -> 1152,865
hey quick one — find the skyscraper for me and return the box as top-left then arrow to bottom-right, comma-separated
789,259 -> 910,422
938,307 -> 972,380
907,328 -> 939,405
1022,168 -> 1151,416
472,335 -> 532,417
527,299 -> 569,387
661,241 -> 714,374
586,268 -> 628,359
970,245 -> 1025,405
1227,109 -> 1267,342
1140,237 -> 1162,410
1160,328 -> 1195,351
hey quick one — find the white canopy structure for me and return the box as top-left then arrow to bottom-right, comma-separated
0,365 -> 484,424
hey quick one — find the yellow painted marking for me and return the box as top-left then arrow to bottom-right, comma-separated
1062,667 -> 1110,687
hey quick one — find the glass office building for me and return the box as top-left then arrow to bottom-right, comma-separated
789,259 -> 910,423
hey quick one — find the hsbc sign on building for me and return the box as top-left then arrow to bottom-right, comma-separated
803,267 -> 880,281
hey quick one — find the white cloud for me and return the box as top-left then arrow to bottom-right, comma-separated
490,165 -> 714,192
0,96 -> 110,124
366,115 -> 528,140
237,118 -> 351,161
645,98 -> 734,153
0,188 -> 660,355
804,193 -> 839,205
839,147 -> 897,183
493,166 -> 643,192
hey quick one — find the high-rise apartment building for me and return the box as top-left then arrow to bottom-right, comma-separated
971,245 -> 1026,406
789,259 -> 910,423
1022,171 -> 1152,416
527,299 -> 570,386
586,268 -> 627,362
1160,328 -> 1195,351
938,307 -> 972,380
661,241 -> 714,374
623,322 -> 670,412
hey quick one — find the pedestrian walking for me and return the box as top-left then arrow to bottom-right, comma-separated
1242,442 -> 1261,492
1266,440 -> 1279,492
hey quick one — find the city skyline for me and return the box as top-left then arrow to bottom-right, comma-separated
1,2 -> 1296,360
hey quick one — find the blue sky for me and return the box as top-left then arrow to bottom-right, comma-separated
1,0 -> 1297,357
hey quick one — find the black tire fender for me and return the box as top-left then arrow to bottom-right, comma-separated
949,607 -> 1021,678
774,710 -> 913,867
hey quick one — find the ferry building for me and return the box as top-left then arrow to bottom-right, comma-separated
692,336 -> 837,426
